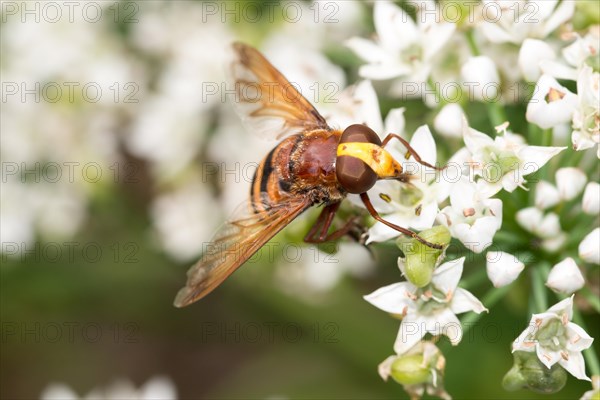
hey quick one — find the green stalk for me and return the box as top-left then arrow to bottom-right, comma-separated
572,307 -> 600,376
581,286 -> 600,314
427,76 -> 444,107
531,266 -> 548,313
465,29 -> 507,128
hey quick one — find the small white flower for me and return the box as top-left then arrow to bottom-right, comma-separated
461,56 -> 500,102
535,181 -> 560,210
434,103 -> 465,139
477,0 -> 575,44
542,28 -> 600,81
579,228 -> 600,265
546,258 -> 585,295
556,167 -> 588,201
572,65 -> 600,157
41,376 -> 177,400
437,177 -> 503,253
582,182 -> 600,215
519,38 -> 557,82
512,296 -> 594,381
526,75 -> 578,129
346,1 -> 455,83
462,121 -> 566,196
486,251 -> 525,287
364,257 -> 487,354
516,207 -> 561,239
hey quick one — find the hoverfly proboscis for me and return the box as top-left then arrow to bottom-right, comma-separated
174,42 -> 444,308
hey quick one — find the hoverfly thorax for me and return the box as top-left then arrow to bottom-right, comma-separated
336,124 -> 404,194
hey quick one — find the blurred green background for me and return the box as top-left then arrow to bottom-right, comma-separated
1,1 -> 598,399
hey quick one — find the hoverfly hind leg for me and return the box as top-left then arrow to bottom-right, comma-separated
382,133 -> 445,171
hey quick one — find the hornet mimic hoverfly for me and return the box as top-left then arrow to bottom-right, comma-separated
174,42 -> 443,308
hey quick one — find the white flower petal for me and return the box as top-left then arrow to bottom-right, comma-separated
535,180 -> 560,210
559,351 -> 591,381
536,345 -> 561,369
538,212 -> 562,238
364,282 -> 416,314
516,207 -> 544,233
410,125 -> 437,166
461,56 -> 500,102
579,228 -> 600,265
40,384 -> 79,400
434,103 -> 465,138
345,37 -> 387,63
556,167 -> 587,201
526,75 -> 578,129
384,108 -> 406,137
546,258 -> 585,294
582,182 -> 600,215
359,62 -> 411,81
486,251 -> 525,287
451,288 -> 488,314
516,145 -> 566,175
541,0 -> 575,38
547,295 -> 574,320
353,80 -> 384,134
430,310 -> 463,345
395,314 -> 427,354
519,39 -> 556,82
432,257 -> 465,295
462,120 -> 494,153
566,322 -> 594,352
375,1 -> 417,52
377,355 -> 397,381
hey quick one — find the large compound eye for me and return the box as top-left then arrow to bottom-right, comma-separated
339,124 -> 382,146
336,124 -> 381,194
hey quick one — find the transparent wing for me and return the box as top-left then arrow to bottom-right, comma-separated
174,195 -> 312,307
227,42 -> 331,140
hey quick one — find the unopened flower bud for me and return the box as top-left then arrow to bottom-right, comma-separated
397,226 -> 451,287
503,351 -> 567,394
546,258 -> 585,294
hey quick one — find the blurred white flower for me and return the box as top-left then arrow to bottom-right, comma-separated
519,39 -> 557,82
462,121 -> 565,196
363,126 -> 450,243
41,376 -> 177,400
151,183 -> 221,262
516,207 -> 561,239
365,257 -> 487,354
275,242 -> 374,301
486,251 -> 525,288
461,56 -> 500,102
546,258 -> 585,295
526,75 -> 578,129
571,65 -> 600,157
582,182 -> 600,215
542,27 -> 600,81
556,167 -> 587,201
346,1 -> 454,83
579,228 -> 600,265
434,103 -> 466,139
512,296 -> 593,381
477,0 -> 574,44
534,181 -> 561,210
437,177 -> 503,253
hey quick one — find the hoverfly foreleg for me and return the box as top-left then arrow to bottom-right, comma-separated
382,133 -> 444,171
359,192 -> 443,250
304,202 -> 340,243
304,202 -> 366,244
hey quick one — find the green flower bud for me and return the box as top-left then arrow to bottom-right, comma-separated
397,226 -> 451,287
390,354 -> 431,386
502,351 -> 567,394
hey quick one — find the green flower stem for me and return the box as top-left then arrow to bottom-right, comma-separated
572,307 -> 600,376
531,266 -> 548,313
581,286 -> 600,314
466,29 -> 480,56
465,29 -> 507,128
427,76 -> 444,107
461,284 -> 512,336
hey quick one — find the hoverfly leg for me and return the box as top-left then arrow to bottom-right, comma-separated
304,202 -> 366,244
359,193 -> 443,250
382,133 -> 445,171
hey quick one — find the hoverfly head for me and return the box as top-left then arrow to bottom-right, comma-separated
336,124 -> 404,194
